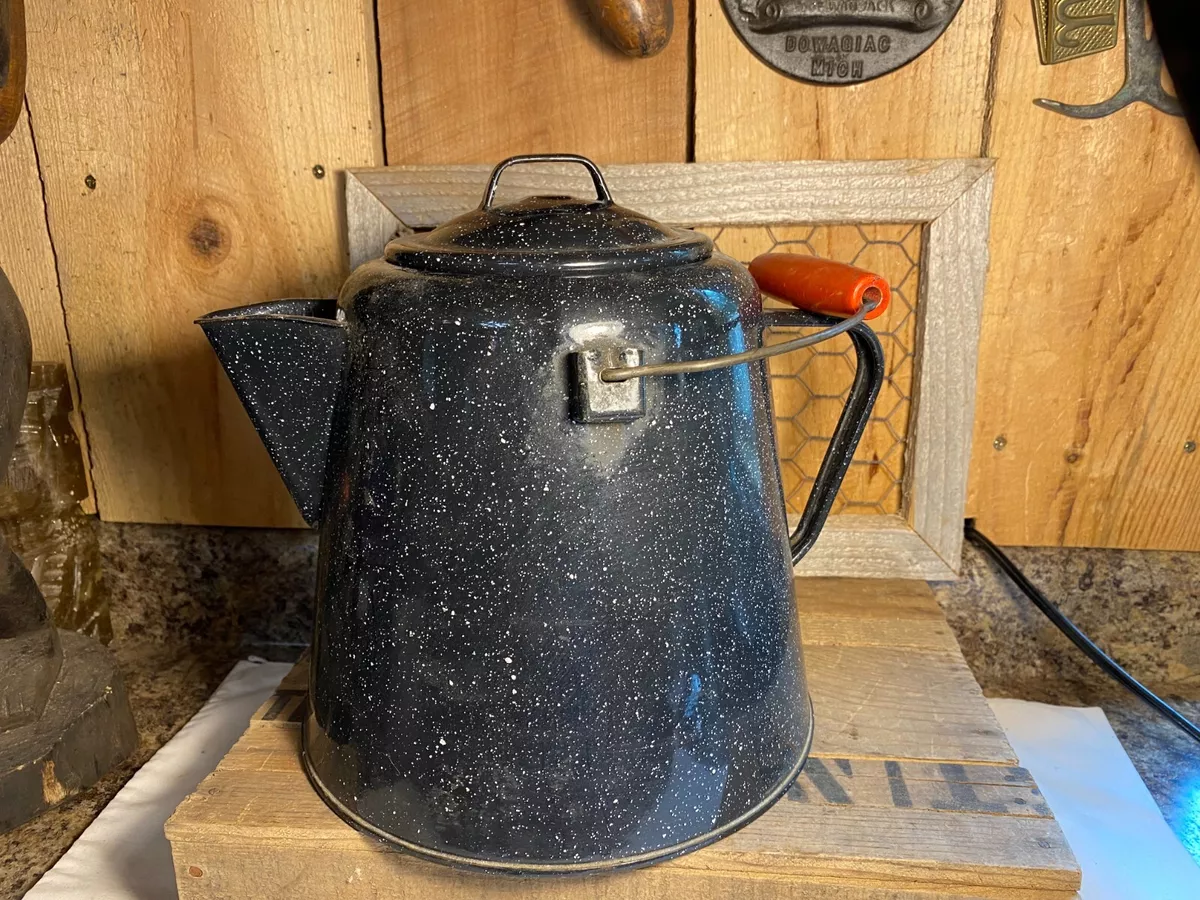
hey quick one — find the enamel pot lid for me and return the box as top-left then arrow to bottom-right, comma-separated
385,155 -> 713,277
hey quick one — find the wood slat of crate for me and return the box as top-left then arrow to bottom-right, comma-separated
167,579 -> 1080,899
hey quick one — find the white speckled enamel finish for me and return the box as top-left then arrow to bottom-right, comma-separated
201,172 -> 883,872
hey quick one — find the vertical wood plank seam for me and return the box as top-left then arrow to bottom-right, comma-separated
21,94 -> 99,514
370,0 -> 389,166
686,0 -> 697,163
978,0 -> 1007,158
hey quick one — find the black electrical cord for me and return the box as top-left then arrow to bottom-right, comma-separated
964,519 -> 1200,745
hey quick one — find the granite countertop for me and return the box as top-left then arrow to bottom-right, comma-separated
0,524 -> 315,900
2,523 -> 1198,897
932,541 -> 1200,864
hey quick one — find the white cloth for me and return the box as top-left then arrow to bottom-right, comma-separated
26,665 -> 1199,899
989,699 -> 1200,900
26,659 -> 292,900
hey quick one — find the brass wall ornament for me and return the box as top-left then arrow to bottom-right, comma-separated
720,0 -> 966,85
1034,0 -> 1182,118
1033,0 -> 1119,65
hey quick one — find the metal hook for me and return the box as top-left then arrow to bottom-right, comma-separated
1035,0 -> 1182,119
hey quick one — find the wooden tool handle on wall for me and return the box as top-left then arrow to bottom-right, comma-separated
0,0 -> 26,145
582,0 -> 673,58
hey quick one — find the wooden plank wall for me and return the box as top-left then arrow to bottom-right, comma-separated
2,0 -> 1197,548
693,0 -> 1199,549
377,0 -> 691,164
11,1 -> 384,526
969,4 -> 1200,549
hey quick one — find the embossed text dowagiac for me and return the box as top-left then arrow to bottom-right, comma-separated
721,0 -> 965,85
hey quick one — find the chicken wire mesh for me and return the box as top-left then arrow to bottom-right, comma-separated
694,223 -> 920,517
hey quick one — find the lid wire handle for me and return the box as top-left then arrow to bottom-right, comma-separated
481,155 -> 613,210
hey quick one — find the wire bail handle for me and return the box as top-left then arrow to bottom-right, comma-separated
480,154 -> 614,210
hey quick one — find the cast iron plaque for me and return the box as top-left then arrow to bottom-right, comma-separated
720,0 -> 965,85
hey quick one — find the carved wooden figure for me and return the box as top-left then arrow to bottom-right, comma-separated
0,269 -> 137,832
0,270 -> 62,728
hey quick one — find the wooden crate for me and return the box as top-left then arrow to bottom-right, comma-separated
167,579 -> 1081,899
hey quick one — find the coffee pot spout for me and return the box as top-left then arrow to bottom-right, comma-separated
197,299 -> 348,525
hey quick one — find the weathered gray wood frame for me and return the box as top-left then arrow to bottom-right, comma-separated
343,160 -> 995,579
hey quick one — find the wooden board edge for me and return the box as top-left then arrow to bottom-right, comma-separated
165,823 -> 1080,896
905,168 -> 995,575
347,159 -> 998,231
345,171 -> 401,271
793,515 -> 958,580
169,840 -> 1080,900
798,613 -> 962,652
792,576 -> 946,618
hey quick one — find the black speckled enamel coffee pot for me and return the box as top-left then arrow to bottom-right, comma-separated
199,155 -> 885,874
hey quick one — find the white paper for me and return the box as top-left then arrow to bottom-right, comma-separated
26,659 -> 292,900
989,698 -> 1200,900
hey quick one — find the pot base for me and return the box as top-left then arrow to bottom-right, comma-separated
300,696 -> 814,876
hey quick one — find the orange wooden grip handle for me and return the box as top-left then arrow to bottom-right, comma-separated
749,253 -> 890,321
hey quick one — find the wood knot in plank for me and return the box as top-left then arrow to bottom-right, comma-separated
187,217 -> 229,261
